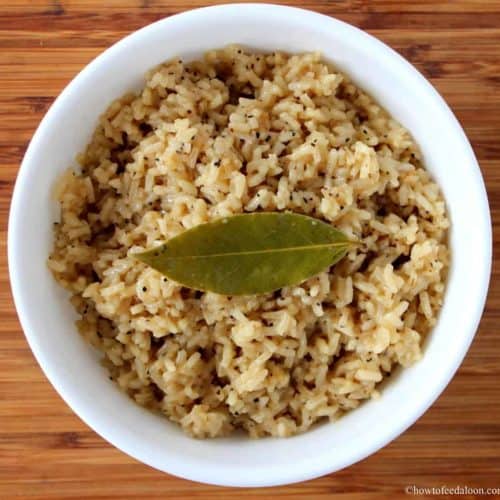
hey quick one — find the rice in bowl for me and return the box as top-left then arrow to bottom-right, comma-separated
48,46 -> 449,438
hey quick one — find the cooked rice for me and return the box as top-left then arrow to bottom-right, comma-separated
48,46 -> 449,438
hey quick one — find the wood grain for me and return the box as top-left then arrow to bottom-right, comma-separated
1,1 -> 500,498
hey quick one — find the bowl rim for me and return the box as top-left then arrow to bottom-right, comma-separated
8,2 -> 492,487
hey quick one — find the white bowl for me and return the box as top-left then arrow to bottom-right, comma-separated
8,3 -> 491,487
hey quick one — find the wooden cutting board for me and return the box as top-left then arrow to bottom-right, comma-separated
1,1 -> 499,498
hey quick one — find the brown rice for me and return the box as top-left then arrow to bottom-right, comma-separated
48,46 -> 449,438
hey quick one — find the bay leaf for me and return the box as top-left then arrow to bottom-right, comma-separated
134,212 -> 357,296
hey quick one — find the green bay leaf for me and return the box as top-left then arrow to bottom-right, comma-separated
134,212 -> 356,296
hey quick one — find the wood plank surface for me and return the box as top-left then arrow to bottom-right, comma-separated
1,1 -> 499,498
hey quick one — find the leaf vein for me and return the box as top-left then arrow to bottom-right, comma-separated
152,241 -> 351,260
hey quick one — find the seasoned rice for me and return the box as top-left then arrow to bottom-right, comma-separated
49,46 -> 449,438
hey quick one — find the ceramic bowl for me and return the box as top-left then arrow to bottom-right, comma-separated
8,3 -> 491,487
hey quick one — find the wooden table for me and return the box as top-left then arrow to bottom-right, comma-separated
1,1 -> 499,498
